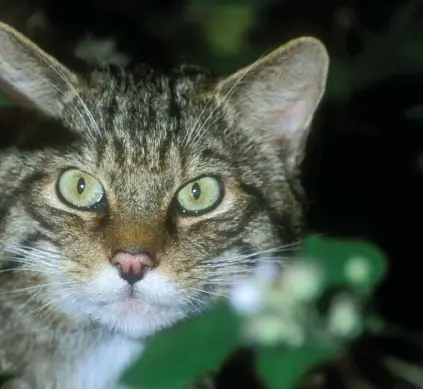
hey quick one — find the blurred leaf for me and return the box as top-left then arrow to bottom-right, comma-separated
122,303 -> 241,389
0,94 -> 10,107
302,235 -> 387,296
385,356 -> 423,387
326,59 -> 353,100
186,2 -> 259,56
204,4 -> 256,55
256,346 -> 334,389
325,0 -> 423,99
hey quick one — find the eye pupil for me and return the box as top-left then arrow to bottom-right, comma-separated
191,182 -> 201,200
76,177 -> 86,195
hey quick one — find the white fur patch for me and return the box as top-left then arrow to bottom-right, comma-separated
71,333 -> 143,389
56,267 -> 193,339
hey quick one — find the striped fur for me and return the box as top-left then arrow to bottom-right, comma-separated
0,23 -> 328,389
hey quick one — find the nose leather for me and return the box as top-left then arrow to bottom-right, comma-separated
110,248 -> 156,285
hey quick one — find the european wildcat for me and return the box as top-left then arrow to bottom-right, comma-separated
0,21 -> 328,389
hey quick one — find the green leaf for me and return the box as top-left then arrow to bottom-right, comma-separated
204,4 -> 256,56
0,94 -> 10,107
186,3 -> 259,57
302,236 -> 387,296
256,346 -> 334,389
122,303 -> 241,389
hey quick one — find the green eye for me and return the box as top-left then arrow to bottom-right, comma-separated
176,176 -> 223,215
58,169 -> 105,209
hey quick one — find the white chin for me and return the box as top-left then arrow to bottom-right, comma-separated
98,298 -> 188,338
59,270 -> 198,339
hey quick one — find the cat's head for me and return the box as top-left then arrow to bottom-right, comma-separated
0,22 -> 328,338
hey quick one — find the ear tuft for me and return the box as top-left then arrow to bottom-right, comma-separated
217,37 -> 329,171
0,22 -> 79,117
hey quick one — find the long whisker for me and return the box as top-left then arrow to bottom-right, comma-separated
192,91 -> 263,146
179,293 -> 208,309
181,97 -> 214,148
0,255 -> 61,265
0,268 -> 59,275
0,281 -> 76,295
0,251 -> 62,264
184,53 -> 266,149
0,242 -> 75,266
9,61 -> 91,134
0,258 -> 62,270
186,287 -> 226,298
35,53 -> 102,137
0,242 -> 63,257
27,290 -> 80,317
198,256 -> 291,268
200,245 -> 299,266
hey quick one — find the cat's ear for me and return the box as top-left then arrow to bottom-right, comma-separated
0,22 -> 80,118
216,37 -> 329,172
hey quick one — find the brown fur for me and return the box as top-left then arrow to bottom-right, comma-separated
0,22 -> 328,389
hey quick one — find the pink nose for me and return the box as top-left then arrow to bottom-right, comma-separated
110,248 -> 156,285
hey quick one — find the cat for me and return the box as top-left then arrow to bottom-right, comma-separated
0,21 -> 328,389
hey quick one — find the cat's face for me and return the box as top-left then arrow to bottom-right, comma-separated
0,22 -> 328,338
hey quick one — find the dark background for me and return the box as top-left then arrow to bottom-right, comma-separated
2,0 -> 423,387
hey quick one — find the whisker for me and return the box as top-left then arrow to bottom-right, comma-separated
0,268 -> 60,276
8,61 -> 91,134
0,281 -> 76,295
27,290 -> 79,317
0,242 -> 63,257
188,256 -> 290,286
179,293 -> 208,309
36,55 -> 102,137
0,242 -> 76,265
186,287 -> 226,298
204,267 -> 278,276
0,243 -> 61,256
182,97 -> 214,148
0,256 -> 61,266
201,247 -> 297,266
0,262 -> 62,275
204,279 -> 248,285
192,91 -> 263,146
195,266 -> 284,278
198,257 -> 290,268
184,53 -> 266,149
3,249 -> 60,263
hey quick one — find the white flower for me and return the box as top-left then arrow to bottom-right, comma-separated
344,256 -> 371,285
327,293 -> 361,338
229,279 -> 265,316
279,260 -> 324,304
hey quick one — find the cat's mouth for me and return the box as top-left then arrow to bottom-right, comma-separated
99,287 -> 143,304
97,285 -> 170,311
77,269 -> 190,336
106,297 -> 146,309
125,285 -> 137,298
98,295 -> 158,318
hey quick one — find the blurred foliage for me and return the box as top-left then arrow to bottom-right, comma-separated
2,0 -> 423,108
0,0 -> 421,388
326,0 -> 423,101
181,0 -> 423,104
0,95 -> 8,106
121,235 -> 387,389
123,304 -> 242,389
